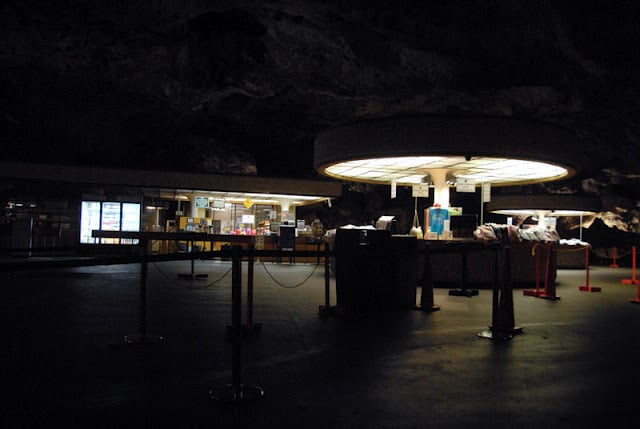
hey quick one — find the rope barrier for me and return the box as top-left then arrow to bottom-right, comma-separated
151,260 -> 233,290
590,247 -> 633,259
258,259 -> 321,289
555,245 -> 589,253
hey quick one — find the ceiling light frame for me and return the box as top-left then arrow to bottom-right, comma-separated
314,116 -> 589,188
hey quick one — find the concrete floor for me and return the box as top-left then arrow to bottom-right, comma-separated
2,257 -> 640,428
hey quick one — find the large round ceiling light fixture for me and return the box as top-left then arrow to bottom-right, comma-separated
314,116 -> 589,208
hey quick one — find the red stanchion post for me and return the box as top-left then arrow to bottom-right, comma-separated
610,247 -> 619,268
622,246 -> 640,285
523,243 -> 542,297
631,281 -> 640,304
579,245 -> 601,292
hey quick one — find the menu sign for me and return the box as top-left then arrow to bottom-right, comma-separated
101,202 -> 121,231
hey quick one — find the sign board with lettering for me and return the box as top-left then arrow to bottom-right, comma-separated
456,178 -> 476,193
412,184 -> 430,197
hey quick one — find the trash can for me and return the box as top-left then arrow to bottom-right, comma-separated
334,229 -> 417,315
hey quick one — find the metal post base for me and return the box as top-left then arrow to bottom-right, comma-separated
578,286 -> 602,292
523,290 -> 560,300
631,299 -> 640,304
225,324 -> 262,340
538,294 -> 561,300
448,289 -> 479,297
209,384 -> 265,403
622,279 -> 640,285
123,333 -> 164,345
414,305 -> 441,312
478,326 -> 524,341
318,305 -> 339,317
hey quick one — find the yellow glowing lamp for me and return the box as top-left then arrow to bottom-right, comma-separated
244,198 -> 254,209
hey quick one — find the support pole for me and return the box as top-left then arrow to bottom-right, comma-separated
124,236 -> 163,344
479,244 -> 523,340
579,245 -> 601,292
622,246 -> 640,285
523,243 -> 542,297
319,242 -> 338,316
610,247 -> 619,268
448,248 -> 479,297
177,239 -> 208,279
415,245 -> 440,312
539,243 -> 560,300
245,244 -> 261,335
210,246 -> 264,403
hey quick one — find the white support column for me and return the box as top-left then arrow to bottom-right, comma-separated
278,199 -> 293,223
429,169 -> 450,208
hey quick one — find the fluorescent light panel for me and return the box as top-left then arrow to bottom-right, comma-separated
325,156 -> 567,185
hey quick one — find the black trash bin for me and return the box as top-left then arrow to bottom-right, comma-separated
334,229 -> 418,316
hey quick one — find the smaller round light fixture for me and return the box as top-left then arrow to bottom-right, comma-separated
487,194 -> 602,217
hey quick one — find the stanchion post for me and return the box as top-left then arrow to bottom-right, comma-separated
210,246 -> 264,403
539,243 -> 560,300
415,245 -> 440,312
631,281 -> 640,304
610,247 -> 619,268
177,239 -> 208,279
479,244 -> 523,340
622,246 -> 640,285
319,242 -> 338,316
523,243 -> 542,297
247,243 -> 254,326
245,244 -> 261,334
124,235 -> 164,344
579,245 -> 601,292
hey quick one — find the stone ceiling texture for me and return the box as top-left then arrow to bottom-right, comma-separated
1,1 -> 639,232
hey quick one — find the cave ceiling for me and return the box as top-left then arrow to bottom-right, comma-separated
1,1 -> 639,231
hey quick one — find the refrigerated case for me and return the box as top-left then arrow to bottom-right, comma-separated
80,201 -> 141,244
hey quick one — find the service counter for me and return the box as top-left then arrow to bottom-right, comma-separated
421,240 -> 550,288
332,233 -> 556,316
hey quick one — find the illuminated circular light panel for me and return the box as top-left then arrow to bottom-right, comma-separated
491,209 -> 596,217
487,195 -> 602,217
323,156 -> 568,186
